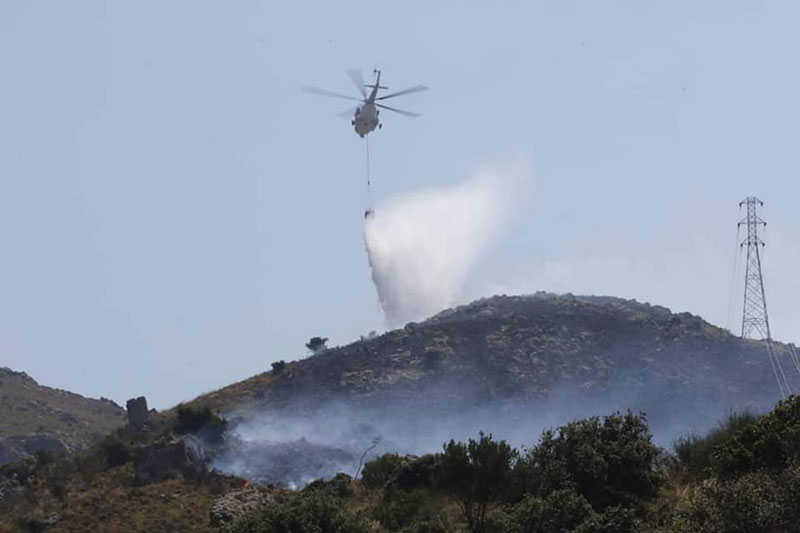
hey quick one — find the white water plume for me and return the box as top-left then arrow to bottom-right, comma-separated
364,162 -> 527,326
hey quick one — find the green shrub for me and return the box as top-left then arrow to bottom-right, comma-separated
271,360 -> 287,374
305,336 -> 329,354
711,395 -> 800,479
671,458 -> 800,532
518,411 -> 664,513
577,506 -> 639,533
397,514 -> 452,533
676,472 -> 783,533
361,453 -> 410,490
50,480 -> 68,502
371,487 -> 448,531
673,411 -> 756,477
510,490 -> 594,533
13,517 -> 47,533
437,432 -> 516,533
33,450 -> 55,469
175,404 -> 227,444
230,489 -> 368,533
100,435 -> 132,468
303,473 -> 353,499
393,454 -> 440,491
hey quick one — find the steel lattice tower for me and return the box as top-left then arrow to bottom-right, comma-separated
739,197 -> 771,339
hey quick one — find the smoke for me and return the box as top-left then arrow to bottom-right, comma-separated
364,162 -> 527,326
211,370 -> 752,488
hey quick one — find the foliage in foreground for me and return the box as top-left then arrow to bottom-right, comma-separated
7,397 -> 800,532
230,484 -> 369,533
664,395 -> 800,532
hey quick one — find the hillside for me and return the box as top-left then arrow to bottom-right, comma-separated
202,293 -> 796,428
3,292 -> 800,531
0,368 -> 126,465
191,293 -> 800,484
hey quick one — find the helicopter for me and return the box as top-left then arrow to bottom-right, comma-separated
303,69 -> 427,138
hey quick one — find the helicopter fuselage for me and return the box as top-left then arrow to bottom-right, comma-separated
352,102 -> 379,138
351,73 -> 383,138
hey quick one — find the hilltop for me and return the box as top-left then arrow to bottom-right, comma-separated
0,368 -> 126,465
179,293 -> 800,485
197,293 -> 797,441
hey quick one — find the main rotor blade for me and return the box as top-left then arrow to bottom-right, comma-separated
376,103 -> 421,117
336,106 -> 359,119
377,85 -> 428,101
346,68 -> 367,98
302,85 -> 363,103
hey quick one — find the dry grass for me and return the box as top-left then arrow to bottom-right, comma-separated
0,463 -> 245,533
169,369 -> 280,414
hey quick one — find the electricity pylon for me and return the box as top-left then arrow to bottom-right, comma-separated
738,197 -> 770,339
738,197 -> 792,397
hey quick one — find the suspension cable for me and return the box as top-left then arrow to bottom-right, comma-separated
365,134 -> 373,215
727,225 -> 742,332
788,344 -> 800,376
765,341 -> 787,399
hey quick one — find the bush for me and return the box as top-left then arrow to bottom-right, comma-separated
271,360 -> 287,374
305,336 -> 329,354
372,488 -> 431,531
510,490 -> 594,533
230,489 -> 368,533
577,506 -> 639,533
361,453 -> 411,490
518,411 -> 664,513
33,450 -> 55,469
397,514 -> 452,533
13,518 -> 47,533
711,395 -> 800,479
393,454 -> 440,491
100,435 -> 132,468
437,432 -> 516,533
303,473 -> 353,499
673,411 -> 756,477
670,459 -> 800,532
676,472 -> 784,533
175,404 -> 227,444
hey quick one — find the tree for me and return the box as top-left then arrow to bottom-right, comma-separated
519,411 -> 664,513
306,336 -> 329,354
437,432 -> 516,533
270,360 -> 287,374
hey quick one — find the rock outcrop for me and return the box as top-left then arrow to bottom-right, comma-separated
126,396 -> 149,430
209,487 -> 274,527
134,436 -> 206,485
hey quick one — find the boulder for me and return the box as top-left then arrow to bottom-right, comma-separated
0,435 -> 68,465
209,487 -> 274,527
134,437 -> 205,485
126,396 -> 149,430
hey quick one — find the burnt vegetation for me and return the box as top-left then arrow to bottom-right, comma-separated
2,398 -> 800,531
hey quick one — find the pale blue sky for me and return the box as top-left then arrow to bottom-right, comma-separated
2,2 -> 799,408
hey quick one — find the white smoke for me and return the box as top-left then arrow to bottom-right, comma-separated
364,162 -> 527,326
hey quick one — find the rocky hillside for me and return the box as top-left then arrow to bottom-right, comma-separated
199,293 -> 800,447
0,368 -> 126,465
